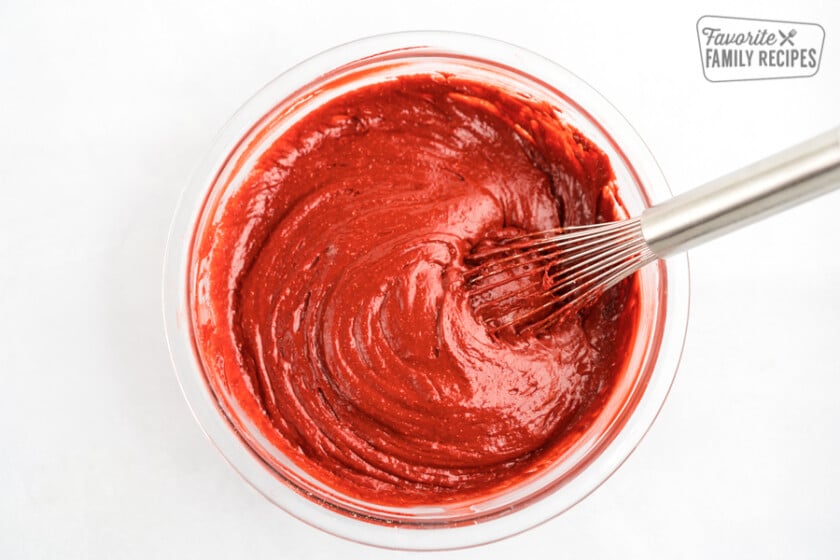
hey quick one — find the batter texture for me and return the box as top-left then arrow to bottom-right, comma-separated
191,73 -> 639,505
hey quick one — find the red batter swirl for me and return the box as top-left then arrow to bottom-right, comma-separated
191,73 -> 639,506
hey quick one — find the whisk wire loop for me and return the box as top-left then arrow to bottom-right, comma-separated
465,218 -> 655,333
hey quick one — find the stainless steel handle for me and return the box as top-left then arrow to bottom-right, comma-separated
640,127 -> 840,258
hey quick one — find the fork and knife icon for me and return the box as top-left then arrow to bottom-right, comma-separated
779,28 -> 797,46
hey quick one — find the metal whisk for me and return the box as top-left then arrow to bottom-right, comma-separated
466,127 -> 840,334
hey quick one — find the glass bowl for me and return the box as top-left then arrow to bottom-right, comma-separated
162,31 -> 690,550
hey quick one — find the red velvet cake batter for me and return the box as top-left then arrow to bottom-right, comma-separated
190,73 -> 640,506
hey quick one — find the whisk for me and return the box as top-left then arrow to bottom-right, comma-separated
466,127 -> 840,334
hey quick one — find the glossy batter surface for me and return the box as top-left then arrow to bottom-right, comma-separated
191,74 -> 639,505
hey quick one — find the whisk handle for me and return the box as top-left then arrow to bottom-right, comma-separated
641,126 -> 840,258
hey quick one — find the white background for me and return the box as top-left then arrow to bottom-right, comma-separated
2,1 -> 839,558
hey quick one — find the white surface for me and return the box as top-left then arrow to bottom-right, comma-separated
1,1 -> 839,558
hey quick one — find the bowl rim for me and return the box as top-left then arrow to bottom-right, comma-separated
162,30 -> 690,551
